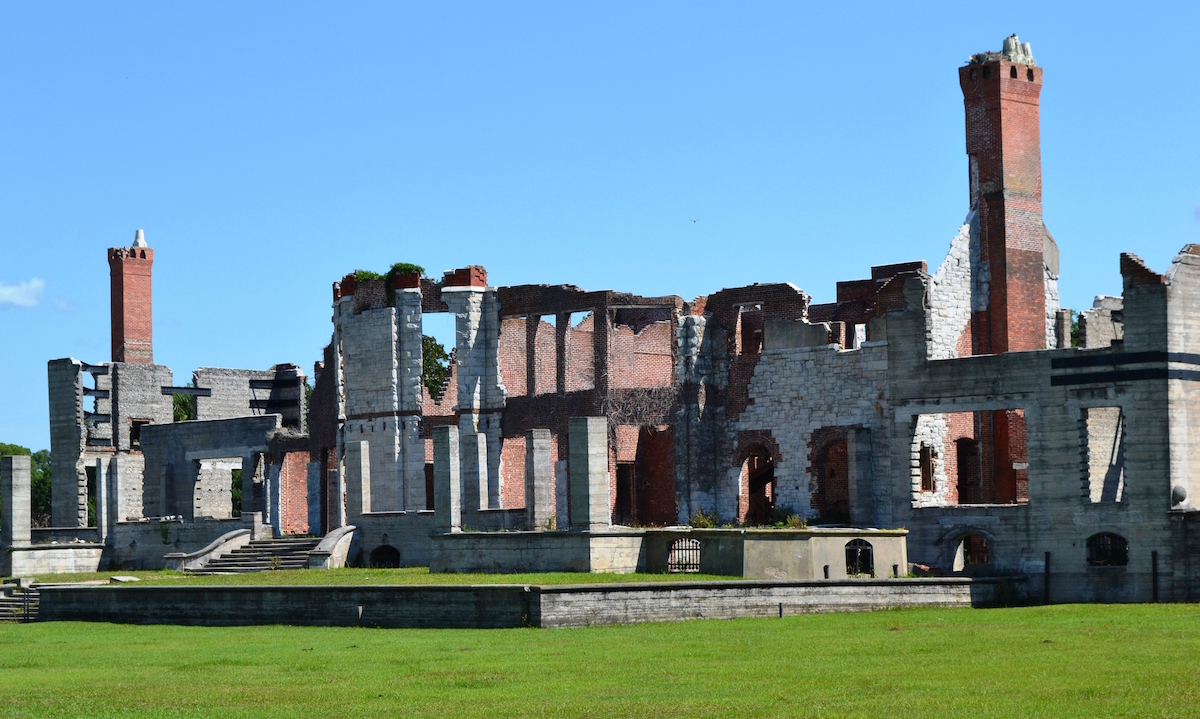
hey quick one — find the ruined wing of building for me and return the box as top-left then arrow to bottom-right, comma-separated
5,35 -> 1199,604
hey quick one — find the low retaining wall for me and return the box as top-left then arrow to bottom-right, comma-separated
429,531 -> 645,574
37,578 -> 1016,628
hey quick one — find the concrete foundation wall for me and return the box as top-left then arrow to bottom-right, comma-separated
38,578 -> 1002,628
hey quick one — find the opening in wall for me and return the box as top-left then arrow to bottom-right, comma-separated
566,311 -> 595,392
743,448 -> 776,525
1081,406 -> 1126,503
952,533 -> 990,571
130,419 -> 151,448
736,305 -> 764,356
421,312 -> 455,402
533,314 -> 557,395
919,445 -> 936,492
846,539 -> 873,577
911,409 -> 1030,507
1086,532 -> 1128,567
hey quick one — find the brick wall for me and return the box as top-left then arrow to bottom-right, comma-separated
277,450 -> 310,535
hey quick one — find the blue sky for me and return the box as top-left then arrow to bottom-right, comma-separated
1,3 -> 1197,450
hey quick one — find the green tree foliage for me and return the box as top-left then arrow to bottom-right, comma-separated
304,380 -> 314,432
422,335 -> 450,400
231,468 -> 242,517
173,393 -> 196,422
0,443 -> 51,527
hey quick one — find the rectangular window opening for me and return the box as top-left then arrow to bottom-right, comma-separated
912,408 -> 1030,507
1082,406 -> 1126,503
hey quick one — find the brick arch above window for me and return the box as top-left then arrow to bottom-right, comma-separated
733,429 -> 782,469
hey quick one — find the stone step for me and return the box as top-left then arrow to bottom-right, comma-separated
187,537 -> 321,574
0,592 -> 40,622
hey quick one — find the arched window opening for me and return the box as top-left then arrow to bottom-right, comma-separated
1087,532 -> 1129,567
369,545 -> 402,568
667,538 -> 701,573
1010,65 -> 1018,78
1027,68 -> 1034,81
845,539 -> 873,577
952,533 -> 990,571
744,448 -> 776,525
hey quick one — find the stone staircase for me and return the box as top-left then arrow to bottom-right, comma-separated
192,536 -> 321,574
0,584 -> 39,622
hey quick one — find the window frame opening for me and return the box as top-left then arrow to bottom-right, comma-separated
667,537 -> 701,573
1086,532 -> 1129,567
845,538 -> 874,577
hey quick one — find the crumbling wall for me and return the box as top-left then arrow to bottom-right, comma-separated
140,415 -> 279,520
928,212 -> 979,360
1079,296 -> 1124,348
733,340 -> 890,522
195,365 -> 307,430
111,363 -> 174,452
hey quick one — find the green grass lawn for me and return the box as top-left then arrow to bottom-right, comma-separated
28,566 -> 745,586
2,604 -> 1199,718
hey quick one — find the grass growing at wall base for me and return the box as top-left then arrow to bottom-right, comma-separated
2,604 -> 1199,718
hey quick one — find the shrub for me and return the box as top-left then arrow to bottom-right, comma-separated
688,509 -> 717,529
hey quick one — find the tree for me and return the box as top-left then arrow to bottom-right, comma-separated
173,381 -> 196,422
422,335 -> 450,400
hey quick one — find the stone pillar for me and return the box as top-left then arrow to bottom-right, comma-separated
2,455 -> 32,548
396,287 -> 427,510
442,277 -> 507,510
345,440 -> 371,518
48,358 -> 87,528
459,426 -> 488,514
433,426 -> 461,533
328,466 -> 345,530
569,417 -> 610,530
1055,308 -> 1072,349
846,427 -> 873,527
525,429 -> 554,530
95,458 -> 109,542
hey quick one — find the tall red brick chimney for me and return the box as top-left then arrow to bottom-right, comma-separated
960,35 -> 1045,354
108,229 -> 154,364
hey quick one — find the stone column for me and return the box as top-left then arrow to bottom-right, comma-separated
95,458 -> 109,542
396,287 -> 427,510
1055,308 -> 1072,349
48,358 -> 87,528
525,429 -> 554,530
327,466 -> 345,530
846,427 -> 873,527
2,455 -> 32,548
433,426 -> 461,533
459,426 -> 488,514
569,417 -> 610,530
344,440 -> 371,518
443,284 -> 507,510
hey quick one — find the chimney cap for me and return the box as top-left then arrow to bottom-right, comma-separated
132,229 -> 147,248
967,34 -> 1036,67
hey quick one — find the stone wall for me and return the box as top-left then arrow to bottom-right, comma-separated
38,578 -> 999,628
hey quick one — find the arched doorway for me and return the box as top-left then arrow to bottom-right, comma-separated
744,448 -> 776,525
370,545 -> 402,568
813,439 -> 849,524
